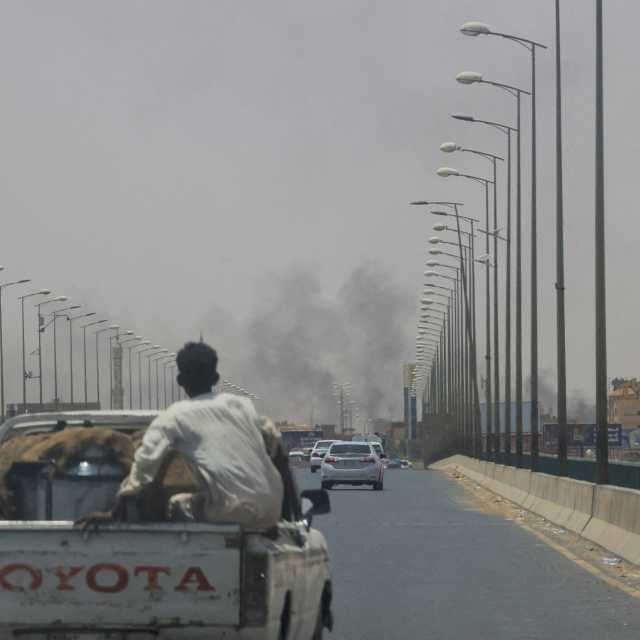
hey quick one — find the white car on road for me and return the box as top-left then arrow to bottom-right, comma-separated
321,441 -> 384,491
310,440 -> 338,473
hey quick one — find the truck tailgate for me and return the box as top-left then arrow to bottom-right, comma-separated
0,522 -> 242,630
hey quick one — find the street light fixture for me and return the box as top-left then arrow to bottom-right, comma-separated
453,83 -> 527,467
460,19 -> 547,468
50,304 -> 81,405
148,348 -> 168,409
119,336 -> 142,409
81,318 -> 108,404
17,288 -> 50,408
436,169 -> 494,453
35,295 -> 67,405
132,341 -> 153,409
447,120 -> 514,463
95,324 -> 119,407
67,312 -> 96,404
109,330 -> 134,409
411,200 -> 482,454
160,356 -> 177,409
0,277 -> 30,416
154,353 -> 174,409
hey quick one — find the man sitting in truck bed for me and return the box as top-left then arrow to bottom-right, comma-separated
114,341 -> 284,529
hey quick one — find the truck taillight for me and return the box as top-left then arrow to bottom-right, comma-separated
325,456 -> 337,464
242,552 -> 268,626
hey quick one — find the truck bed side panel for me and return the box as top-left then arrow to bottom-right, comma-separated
0,523 -> 241,629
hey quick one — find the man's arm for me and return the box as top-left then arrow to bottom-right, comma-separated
256,415 -> 301,522
119,419 -> 176,497
256,416 -> 282,459
76,417 -> 177,528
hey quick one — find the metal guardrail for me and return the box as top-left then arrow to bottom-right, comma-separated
482,451 -> 640,491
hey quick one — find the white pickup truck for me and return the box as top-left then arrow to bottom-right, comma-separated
0,411 -> 333,640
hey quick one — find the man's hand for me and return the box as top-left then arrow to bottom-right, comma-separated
74,495 -> 126,531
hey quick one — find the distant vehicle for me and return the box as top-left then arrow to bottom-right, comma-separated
369,442 -> 387,459
321,442 -> 384,491
349,432 -> 383,445
288,450 -> 306,464
310,440 -> 338,473
387,458 -> 412,470
387,458 -> 403,469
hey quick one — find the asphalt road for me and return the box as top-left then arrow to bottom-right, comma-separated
297,467 -> 640,640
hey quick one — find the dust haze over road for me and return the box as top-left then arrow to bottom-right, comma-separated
199,263 -> 414,424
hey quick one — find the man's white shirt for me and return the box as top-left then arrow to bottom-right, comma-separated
119,391 -> 284,529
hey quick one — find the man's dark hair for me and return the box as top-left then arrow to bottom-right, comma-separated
176,342 -> 220,394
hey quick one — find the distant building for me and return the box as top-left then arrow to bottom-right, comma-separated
274,422 -> 338,450
608,378 -> 640,428
479,401 -> 538,434
275,423 -> 323,450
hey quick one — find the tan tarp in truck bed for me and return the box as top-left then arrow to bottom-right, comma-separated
0,427 -> 199,519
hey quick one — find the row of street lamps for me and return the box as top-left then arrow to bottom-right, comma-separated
0,278 -> 261,419
411,6 -> 609,481
0,275 -> 183,414
412,17 -> 546,464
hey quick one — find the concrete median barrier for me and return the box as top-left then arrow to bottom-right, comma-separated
522,473 -> 593,534
583,484 -> 640,566
491,465 -> 531,506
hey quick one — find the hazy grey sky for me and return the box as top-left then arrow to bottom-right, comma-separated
0,1 -> 636,421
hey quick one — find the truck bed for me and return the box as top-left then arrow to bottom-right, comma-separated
0,521 -> 242,635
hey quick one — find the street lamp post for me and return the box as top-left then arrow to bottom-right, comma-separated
67,312 -> 96,404
18,289 -> 50,408
151,351 -> 170,409
119,336 -> 142,409
51,305 -> 81,405
109,331 -> 134,409
158,354 -> 176,409
435,171 -> 494,457
35,296 -> 68,405
454,77 -> 528,466
163,361 -> 172,408
553,0 -> 568,476
0,277 -> 30,416
147,349 -> 168,409
170,365 -> 177,404
442,137 -> 509,460
95,325 -> 119,408
430,211 -> 480,449
412,201 -> 482,456
423,282 -> 462,442
427,249 -> 474,451
461,20 -> 547,468
134,343 -> 154,409
595,0 -> 608,484
81,319 -> 107,404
